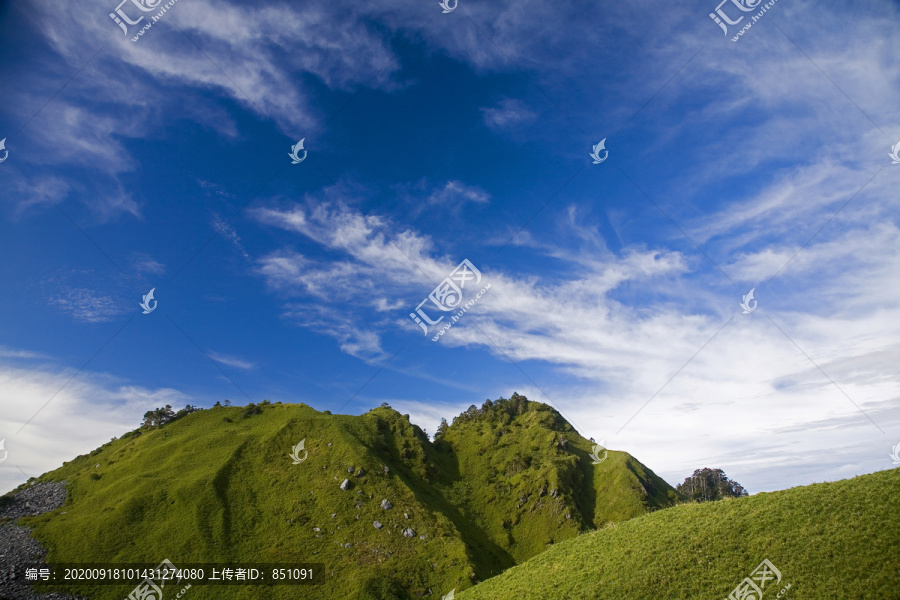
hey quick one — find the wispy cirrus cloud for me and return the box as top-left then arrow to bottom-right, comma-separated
50,288 -> 127,323
27,0 -> 402,133
130,255 -> 166,277
211,213 -> 250,261
252,190 -> 693,364
481,98 -> 537,131
428,180 -> 490,206
0,347 -> 46,360
207,351 -> 255,371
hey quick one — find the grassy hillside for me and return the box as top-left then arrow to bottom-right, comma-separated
436,394 -> 675,563
4,395 -> 674,600
456,468 -> 900,599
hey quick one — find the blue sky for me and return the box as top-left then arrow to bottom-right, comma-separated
1,0 -> 899,496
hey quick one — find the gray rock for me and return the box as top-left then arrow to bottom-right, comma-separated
348,466 -> 355,473
0,482 -> 68,521
327,442 -> 333,446
419,534 -> 427,540
380,499 -> 393,510
404,512 -> 410,519
0,482 -> 85,600
383,465 -> 390,474
344,543 -> 352,548
402,527 -> 416,538
331,513 -> 336,519
313,527 -> 320,532
373,521 -> 383,529
355,467 -> 365,477
339,479 -> 351,490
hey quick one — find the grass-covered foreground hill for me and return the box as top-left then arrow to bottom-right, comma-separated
456,467 -> 900,600
3,394 -> 674,600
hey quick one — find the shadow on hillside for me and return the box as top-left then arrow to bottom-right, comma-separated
572,445 -> 598,529
377,424 -> 517,582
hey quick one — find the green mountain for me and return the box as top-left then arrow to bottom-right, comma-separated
456,468 -> 900,599
5,394 -> 674,600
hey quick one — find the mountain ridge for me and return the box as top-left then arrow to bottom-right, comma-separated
2,394 -> 674,599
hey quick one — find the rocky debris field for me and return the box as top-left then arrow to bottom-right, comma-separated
0,482 -> 86,600
0,483 -> 67,522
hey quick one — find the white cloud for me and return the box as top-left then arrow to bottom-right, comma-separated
428,180 -> 490,206
481,98 -> 537,131
207,351 -> 255,371
253,192 -> 444,284
131,255 -> 167,277
1,175 -> 70,220
30,0 -> 401,134
211,214 -> 250,261
51,288 -> 128,323
0,347 -> 45,360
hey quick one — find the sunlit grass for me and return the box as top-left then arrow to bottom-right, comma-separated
458,468 -> 900,599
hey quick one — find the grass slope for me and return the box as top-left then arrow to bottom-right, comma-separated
436,396 -> 675,564
456,468 -> 900,600
5,396 -> 673,600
